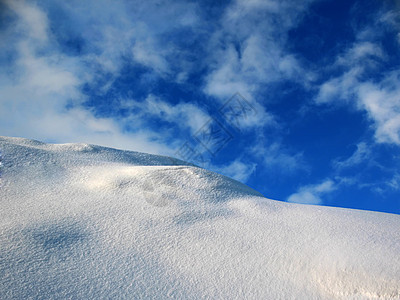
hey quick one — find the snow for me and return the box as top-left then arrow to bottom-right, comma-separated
0,136 -> 399,299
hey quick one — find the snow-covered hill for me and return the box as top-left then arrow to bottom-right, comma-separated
0,136 -> 399,299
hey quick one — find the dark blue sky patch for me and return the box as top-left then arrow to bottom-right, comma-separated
288,0 -> 356,64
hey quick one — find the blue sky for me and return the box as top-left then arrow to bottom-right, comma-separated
1,0 -> 400,214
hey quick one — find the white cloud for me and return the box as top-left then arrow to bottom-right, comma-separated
315,6 -> 400,146
335,42 -> 384,66
333,142 -> 372,170
214,159 -> 256,183
287,179 -> 336,205
226,0 -> 281,16
315,33 -> 400,145
204,35 -> 310,100
120,95 -> 210,136
251,141 -> 307,174
203,38 -> 292,130
41,0 -> 202,83
315,67 -> 361,104
6,0 -> 49,43
16,43 -> 79,95
132,39 -> 170,76
388,173 -> 400,190
203,0 -> 316,130
357,74 -> 400,144
316,66 -> 400,145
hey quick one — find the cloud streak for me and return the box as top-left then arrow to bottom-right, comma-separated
315,9 -> 400,146
287,179 -> 336,205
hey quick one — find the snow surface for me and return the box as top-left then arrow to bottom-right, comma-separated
0,136 -> 400,299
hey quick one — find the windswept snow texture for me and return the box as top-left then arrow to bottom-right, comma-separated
0,136 -> 400,299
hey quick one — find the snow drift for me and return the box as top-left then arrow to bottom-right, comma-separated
0,136 -> 399,299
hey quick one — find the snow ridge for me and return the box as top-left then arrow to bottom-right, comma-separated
1,136 -> 399,299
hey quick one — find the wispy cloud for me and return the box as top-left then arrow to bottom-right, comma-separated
215,158 -> 256,183
388,173 -> 400,190
315,9 -> 400,146
203,0 -> 316,129
335,42 -> 384,67
358,73 -> 400,144
120,95 -> 210,136
287,179 -> 336,205
333,142 -> 372,170
317,67 -> 400,145
251,141 -> 307,175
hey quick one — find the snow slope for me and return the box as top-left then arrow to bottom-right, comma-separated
0,136 -> 399,299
